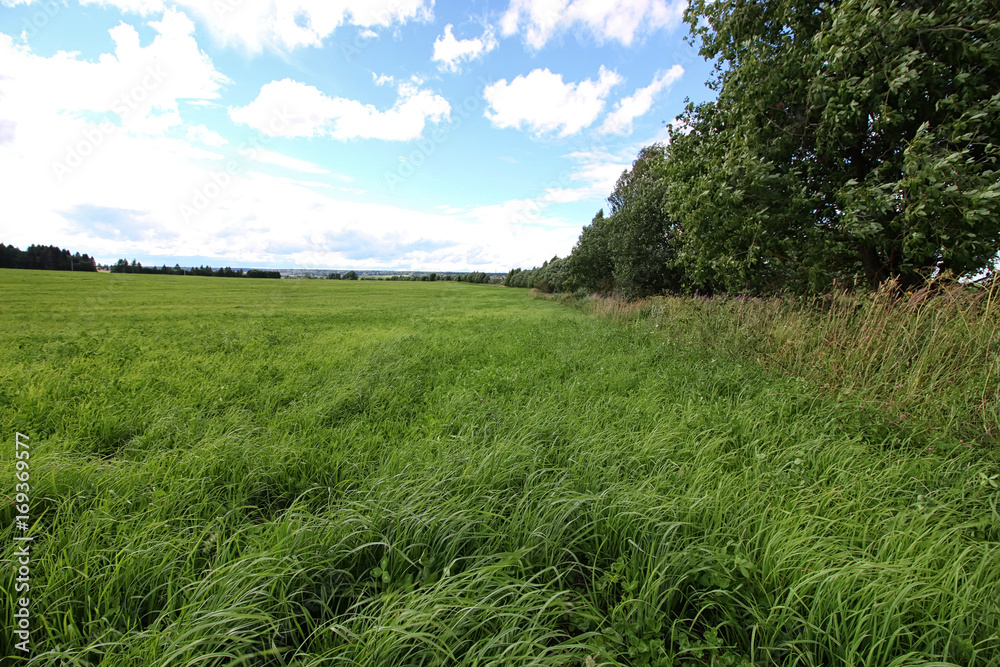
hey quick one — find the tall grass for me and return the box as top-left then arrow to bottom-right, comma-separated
1,270 -> 998,666
566,278 -> 1000,447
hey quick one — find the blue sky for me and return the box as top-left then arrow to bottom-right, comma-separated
0,0 -> 715,271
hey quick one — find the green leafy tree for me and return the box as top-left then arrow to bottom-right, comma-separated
567,210 -> 615,293
509,1 -> 1000,297
676,0 -> 1000,290
605,143 -> 685,298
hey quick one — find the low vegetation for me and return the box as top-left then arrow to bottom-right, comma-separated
2,270 -> 997,666
551,277 -> 1000,448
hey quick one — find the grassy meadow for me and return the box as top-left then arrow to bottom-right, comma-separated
1,269 -> 999,666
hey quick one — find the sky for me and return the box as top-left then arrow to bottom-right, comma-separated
0,0 -> 716,271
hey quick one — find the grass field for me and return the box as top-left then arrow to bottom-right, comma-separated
2,269 -> 999,666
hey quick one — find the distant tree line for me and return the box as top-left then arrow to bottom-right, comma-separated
245,270 -> 281,279
506,0 -> 1000,298
0,244 -> 98,272
110,259 -> 279,278
504,259 -> 571,293
375,272 -> 499,284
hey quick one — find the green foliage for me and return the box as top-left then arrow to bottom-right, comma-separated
515,0 -> 1000,297
605,144 -> 684,299
566,210 -> 614,293
504,257 -> 571,292
381,272 -> 497,283
246,269 -> 281,279
109,261 -> 280,278
342,270 -> 359,280
673,0 -> 1000,290
665,101 -> 817,294
561,146 -> 685,300
454,271 -> 493,284
0,243 -> 98,272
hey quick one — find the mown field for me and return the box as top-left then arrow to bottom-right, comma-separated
2,269 -> 999,666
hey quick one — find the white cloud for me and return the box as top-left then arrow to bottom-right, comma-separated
14,0 -> 433,53
558,146 -> 631,200
0,9 -> 227,134
252,149 -> 332,175
512,146 -> 629,212
484,66 -> 621,137
186,124 -> 227,146
599,64 -> 683,135
0,3 -> 586,272
432,24 -> 498,72
500,0 -> 686,49
229,78 -> 450,141
0,7 -> 229,198
509,129 -> 675,215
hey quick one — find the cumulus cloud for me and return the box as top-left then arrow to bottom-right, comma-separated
484,66 -> 622,137
229,78 -> 450,141
500,0 -> 686,49
432,24 -> 498,72
16,0 -> 434,53
599,64 -> 683,135
0,2 -> 590,272
0,9 -> 227,133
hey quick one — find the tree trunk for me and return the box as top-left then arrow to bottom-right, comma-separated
859,244 -> 886,286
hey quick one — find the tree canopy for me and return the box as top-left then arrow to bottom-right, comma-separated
508,0 -> 1000,297
0,244 -> 98,272
673,0 -> 1000,291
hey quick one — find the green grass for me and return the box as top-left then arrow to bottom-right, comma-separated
1,269 -> 998,666
568,279 -> 1000,448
